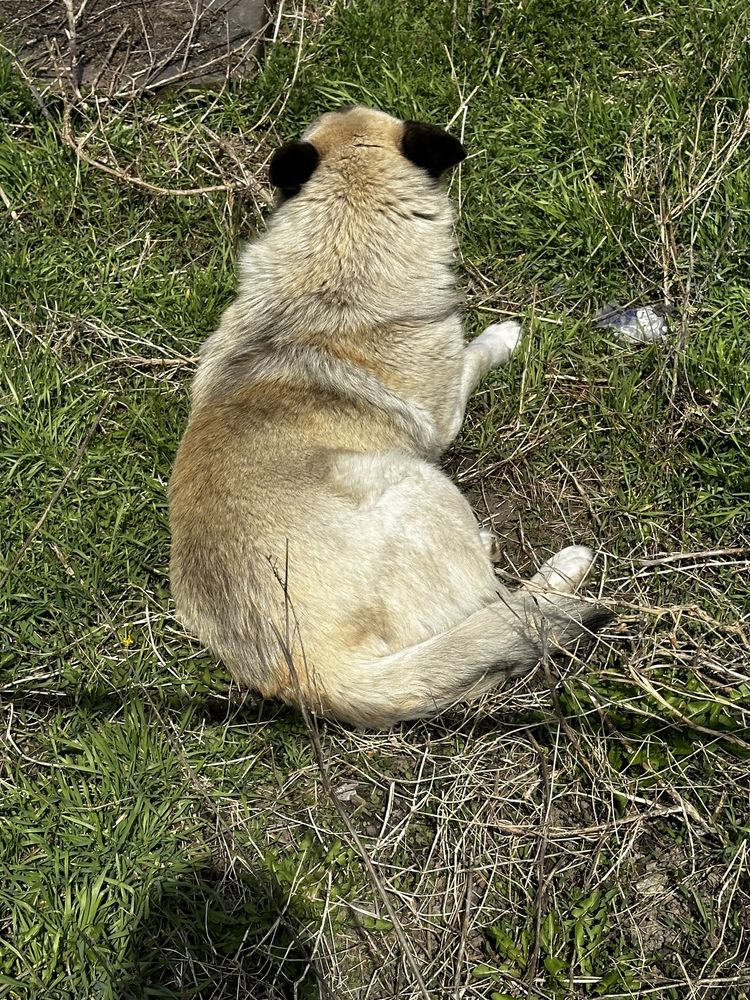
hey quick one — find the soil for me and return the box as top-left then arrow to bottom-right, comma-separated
445,447 -> 600,584
0,0 -> 268,95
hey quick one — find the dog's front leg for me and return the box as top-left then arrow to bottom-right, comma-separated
445,320 -> 523,441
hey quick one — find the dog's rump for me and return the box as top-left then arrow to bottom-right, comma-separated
173,437 -> 609,726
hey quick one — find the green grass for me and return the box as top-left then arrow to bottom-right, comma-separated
1,0 -> 750,996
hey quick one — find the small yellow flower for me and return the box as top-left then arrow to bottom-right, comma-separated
120,633 -> 135,648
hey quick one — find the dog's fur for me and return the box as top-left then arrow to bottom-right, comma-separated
169,106 -> 610,728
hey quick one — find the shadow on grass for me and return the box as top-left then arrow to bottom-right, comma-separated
119,865 -> 327,1000
5,672 -> 732,753
0,682 -> 303,728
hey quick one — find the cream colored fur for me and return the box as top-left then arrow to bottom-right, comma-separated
169,107 -> 609,728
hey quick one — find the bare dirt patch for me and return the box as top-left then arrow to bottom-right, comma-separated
0,0 -> 268,95
446,447 -> 601,583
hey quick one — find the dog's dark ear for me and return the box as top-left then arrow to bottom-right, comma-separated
401,122 -> 466,178
269,140 -> 319,195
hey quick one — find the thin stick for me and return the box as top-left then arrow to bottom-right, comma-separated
452,866 -> 474,999
63,0 -> 81,97
269,625 -> 431,1000
181,0 -> 204,75
0,43 -> 57,127
108,354 -> 198,367
483,803 -> 693,840
636,546 -> 750,567
64,135 -> 245,197
90,26 -> 129,92
525,732 -> 551,994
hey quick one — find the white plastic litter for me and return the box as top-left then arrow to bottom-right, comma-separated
593,304 -> 668,344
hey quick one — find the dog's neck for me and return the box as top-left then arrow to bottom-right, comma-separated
190,177 -> 464,440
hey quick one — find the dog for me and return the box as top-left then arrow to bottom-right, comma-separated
168,106 -> 610,728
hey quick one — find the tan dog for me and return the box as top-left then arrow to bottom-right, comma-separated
169,106 -> 610,728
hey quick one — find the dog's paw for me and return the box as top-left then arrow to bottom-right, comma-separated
475,320 -> 523,367
524,545 -> 595,595
479,527 -> 503,563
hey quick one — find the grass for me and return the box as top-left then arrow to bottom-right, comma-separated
1,0 -> 749,996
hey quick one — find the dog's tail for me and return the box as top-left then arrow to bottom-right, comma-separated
320,593 -> 610,727
315,550 -> 611,727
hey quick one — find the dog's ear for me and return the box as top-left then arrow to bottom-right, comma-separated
401,121 -> 466,178
269,140 -> 319,195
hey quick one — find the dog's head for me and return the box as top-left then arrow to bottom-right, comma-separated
268,106 -> 466,199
